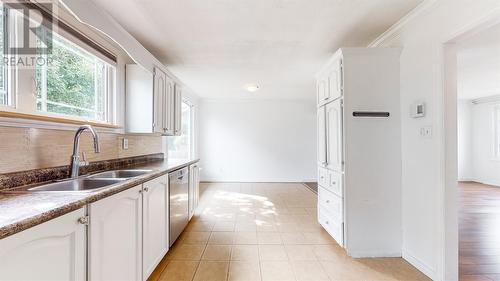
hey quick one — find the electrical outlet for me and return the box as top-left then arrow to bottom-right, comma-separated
420,126 -> 432,139
122,138 -> 129,150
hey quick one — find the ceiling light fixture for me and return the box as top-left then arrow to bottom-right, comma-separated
245,84 -> 260,93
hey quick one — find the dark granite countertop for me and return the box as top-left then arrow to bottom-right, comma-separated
0,158 -> 199,240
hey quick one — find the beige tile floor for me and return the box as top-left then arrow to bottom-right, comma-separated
149,182 -> 430,281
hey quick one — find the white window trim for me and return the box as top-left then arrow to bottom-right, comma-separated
0,6 -> 118,126
167,98 -> 195,160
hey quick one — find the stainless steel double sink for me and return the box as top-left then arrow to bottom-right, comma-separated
7,169 -> 153,193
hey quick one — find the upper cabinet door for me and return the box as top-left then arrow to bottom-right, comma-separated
328,58 -> 343,101
89,185 -> 143,281
174,84 -> 182,136
317,106 -> 327,166
326,99 -> 344,172
142,176 -> 169,281
153,67 -> 167,134
164,79 -> 176,136
0,209 -> 86,281
126,64 -> 155,134
317,77 -> 328,105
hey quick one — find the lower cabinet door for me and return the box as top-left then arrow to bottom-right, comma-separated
0,209 -> 86,281
318,206 -> 344,247
143,176 -> 169,280
89,185 -> 143,281
189,164 -> 200,219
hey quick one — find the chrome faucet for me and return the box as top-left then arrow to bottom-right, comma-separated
69,125 -> 101,178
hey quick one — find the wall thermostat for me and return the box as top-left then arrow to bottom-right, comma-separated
411,102 -> 425,118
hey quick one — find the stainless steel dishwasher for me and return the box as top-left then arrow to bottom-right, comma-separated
169,167 -> 189,246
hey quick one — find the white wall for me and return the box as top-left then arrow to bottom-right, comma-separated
371,0 -> 500,280
458,100 -> 500,186
458,100 -> 473,181
471,102 -> 500,186
199,99 -> 316,182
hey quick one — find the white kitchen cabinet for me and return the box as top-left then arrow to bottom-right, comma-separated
125,64 -> 158,134
0,209 -> 86,281
189,163 -> 200,219
126,64 -> 180,136
316,77 -> 328,105
89,185 -> 143,281
142,175 -> 169,280
317,57 -> 342,106
173,84 -> 183,136
317,106 -> 327,166
316,48 -> 402,258
325,99 -> 343,172
327,58 -> 343,101
162,77 -> 176,135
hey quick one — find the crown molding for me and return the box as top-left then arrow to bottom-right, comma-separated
368,0 -> 438,47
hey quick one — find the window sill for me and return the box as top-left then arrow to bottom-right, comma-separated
0,111 -> 121,129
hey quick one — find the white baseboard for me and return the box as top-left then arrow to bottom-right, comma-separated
402,249 -> 436,280
347,250 -> 401,258
199,179 -> 313,183
475,179 -> 500,187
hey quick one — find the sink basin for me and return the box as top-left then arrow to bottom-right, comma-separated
2,169 -> 153,193
88,169 -> 152,180
8,178 -> 124,193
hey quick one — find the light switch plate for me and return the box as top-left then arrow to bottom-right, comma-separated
122,138 -> 129,150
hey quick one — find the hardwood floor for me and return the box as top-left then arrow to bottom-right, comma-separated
459,181 -> 500,281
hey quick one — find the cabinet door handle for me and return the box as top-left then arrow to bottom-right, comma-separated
331,181 -> 336,185
326,200 -> 330,204
77,216 -> 89,225
144,187 -> 149,192
325,221 -> 329,225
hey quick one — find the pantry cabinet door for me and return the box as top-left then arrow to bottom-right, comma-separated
89,185 -> 143,281
0,209 -> 86,281
317,77 -> 329,105
142,176 -> 169,281
317,105 -> 327,166
326,99 -> 343,172
328,58 -> 343,101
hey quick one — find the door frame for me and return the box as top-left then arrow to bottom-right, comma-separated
441,8 -> 500,281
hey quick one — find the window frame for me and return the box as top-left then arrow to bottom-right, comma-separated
167,99 -> 195,160
0,5 -> 118,126
35,27 -> 115,123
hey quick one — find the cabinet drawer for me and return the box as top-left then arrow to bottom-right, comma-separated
317,168 -> 343,198
318,187 -> 343,222
326,170 -> 343,197
318,206 -> 344,247
318,167 -> 329,188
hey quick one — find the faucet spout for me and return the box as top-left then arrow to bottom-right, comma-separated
69,125 -> 101,178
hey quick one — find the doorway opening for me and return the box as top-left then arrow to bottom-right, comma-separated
455,22 -> 500,280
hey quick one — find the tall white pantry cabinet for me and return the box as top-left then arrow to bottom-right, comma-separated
316,48 -> 403,258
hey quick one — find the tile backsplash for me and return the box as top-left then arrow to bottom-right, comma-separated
0,126 -> 163,174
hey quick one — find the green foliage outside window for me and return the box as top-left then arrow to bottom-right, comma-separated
36,27 -> 108,121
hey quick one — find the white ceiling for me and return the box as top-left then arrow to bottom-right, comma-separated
91,0 -> 422,100
457,23 -> 500,100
